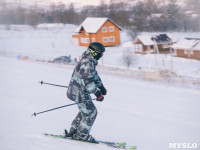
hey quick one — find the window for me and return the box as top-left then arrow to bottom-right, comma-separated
102,27 -> 107,33
103,37 -> 108,43
110,36 -> 115,42
72,37 -> 79,46
109,26 -> 114,32
92,38 -> 95,42
135,44 -> 143,52
81,38 -> 89,43
148,45 -> 154,49
190,50 -> 194,55
135,44 -> 142,49
162,44 -> 169,48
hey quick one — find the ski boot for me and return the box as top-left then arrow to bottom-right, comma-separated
73,131 -> 99,144
64,128 -> 76,138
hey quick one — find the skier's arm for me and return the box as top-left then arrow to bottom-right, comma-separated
80,61 -> 99,94
94,70 -> 103,87
94,71 -> 107,95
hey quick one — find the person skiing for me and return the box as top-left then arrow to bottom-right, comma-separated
66,42 -> 107,143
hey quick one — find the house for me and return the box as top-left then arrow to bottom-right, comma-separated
185,11 -> 199,18
147,13 -> 165,20
172,38 -> 200,60
133,34 -> 172,54
72,17 -> 122,47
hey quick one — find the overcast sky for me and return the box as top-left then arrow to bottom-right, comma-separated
4,0 -> 186,7
6,0 -> 111,6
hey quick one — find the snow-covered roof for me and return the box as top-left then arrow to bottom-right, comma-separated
147,13 -> 164,20
172,38 -> 200,51
185,11 -> 198,15
75,17 -> 122,33
193,41 -> 200,50
37,23 -> 65,28
134,34 -> 171,46
185,11 -> 199,18
136,35 -> 154,45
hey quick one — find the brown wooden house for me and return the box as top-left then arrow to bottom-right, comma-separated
172,38 -> 200,60
72,17 -> 122,47
133,34 -> 172,54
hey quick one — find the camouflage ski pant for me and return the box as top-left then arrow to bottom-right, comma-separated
70,99 -> 97,137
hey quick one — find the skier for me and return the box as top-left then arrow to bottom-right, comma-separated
66,42 -> 107,143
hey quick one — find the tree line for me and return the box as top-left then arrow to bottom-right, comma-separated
0,0 -> 199,33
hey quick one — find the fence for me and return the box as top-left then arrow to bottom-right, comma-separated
98,64 -> 200,90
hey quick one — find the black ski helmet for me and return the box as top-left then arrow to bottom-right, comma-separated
88,42 -> 105,60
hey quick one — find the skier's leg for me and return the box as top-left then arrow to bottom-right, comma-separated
67,112 -> 83,137
74,100 -> 97,141
66,93 -> 84,137
71,112 -> 83,129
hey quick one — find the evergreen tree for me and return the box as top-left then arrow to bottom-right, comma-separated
166,0 -> 179,30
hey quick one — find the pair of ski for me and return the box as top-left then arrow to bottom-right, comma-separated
44,133 -> 137,150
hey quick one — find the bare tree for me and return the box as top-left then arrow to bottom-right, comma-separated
166,0 -> 180,30
122,48 -> 137,68
184,0 -> 200,12
1,0 -> 198,32
127,25 -> 138,40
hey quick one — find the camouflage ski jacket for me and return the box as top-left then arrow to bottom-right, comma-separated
67,50 -> 103,102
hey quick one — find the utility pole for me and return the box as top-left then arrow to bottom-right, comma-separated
170,39 -> 173,71
152,37 -> 161,68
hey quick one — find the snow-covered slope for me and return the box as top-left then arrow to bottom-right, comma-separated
0,56 -> 200,150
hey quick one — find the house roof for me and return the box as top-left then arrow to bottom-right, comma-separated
185,11 -> 199,18
134,34 -> 171,46
37,23 -> 64,28
194,42 -> 200,50
75,17 -> 122,33
135,35 -> 154,45
185,11 -> 198,15
147,13 -> 164,20
172,38 -> 200,51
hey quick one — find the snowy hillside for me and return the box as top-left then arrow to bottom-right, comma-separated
0,24 -> 200,89
0,55 -> 200,150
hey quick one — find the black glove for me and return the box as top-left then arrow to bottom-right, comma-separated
95,90 -> 104,102
99,85 -> 107,95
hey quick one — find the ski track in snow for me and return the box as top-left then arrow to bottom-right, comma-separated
0,56 -> 200,150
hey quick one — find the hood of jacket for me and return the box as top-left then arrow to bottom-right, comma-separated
81,50 -> 98,65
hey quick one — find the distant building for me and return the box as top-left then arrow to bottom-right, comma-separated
133,34 -> 172,54
172,38 -> 200,60
147,13 -> 165,20
72,17 -> 122,47
185,11 -> 199,18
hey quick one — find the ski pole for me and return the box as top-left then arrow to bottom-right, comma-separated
31,99 -> 96,117
40,81 -> 68,88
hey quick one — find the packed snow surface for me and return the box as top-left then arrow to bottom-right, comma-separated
0,56 -> 200,150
